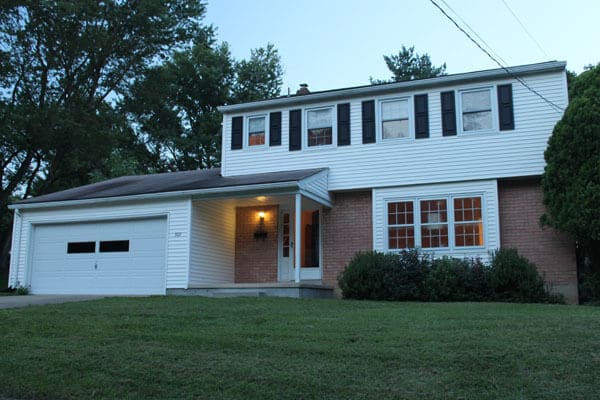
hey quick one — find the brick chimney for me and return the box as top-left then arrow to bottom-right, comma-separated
296,83 -> 310,95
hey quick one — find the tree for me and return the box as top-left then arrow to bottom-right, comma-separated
371,45 -> 446,84
232,43 -> 283,103
0,0 -> 207,271
541,63 -> 600,270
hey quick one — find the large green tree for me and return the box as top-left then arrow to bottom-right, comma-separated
0,0 -> 207,272
542,64 -> 600,270
371,45 -> 446,84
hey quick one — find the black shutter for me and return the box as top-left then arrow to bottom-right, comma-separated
231,116 -> 243,150
441,91 -> 457,136
362,100 -> 376,144
289,109 -> 301,151
269,111 -> 281,146
414,94 -> 429,139
497,84 -> 515,130
337,103 -> 351,146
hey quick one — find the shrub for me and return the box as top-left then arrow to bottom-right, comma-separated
489,248 -> 559,303
338,250 -> 430,301
424,257 -> 491,301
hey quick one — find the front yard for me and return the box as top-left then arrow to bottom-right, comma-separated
1,297 -> 599,399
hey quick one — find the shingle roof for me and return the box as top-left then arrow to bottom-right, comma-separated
16,168 -> 326,205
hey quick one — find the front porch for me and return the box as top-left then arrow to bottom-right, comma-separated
183,168 -> 334,298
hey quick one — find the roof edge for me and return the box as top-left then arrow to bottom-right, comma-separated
218,61 -> 566,114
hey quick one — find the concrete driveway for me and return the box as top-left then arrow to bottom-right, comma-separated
0,295 -> 104,309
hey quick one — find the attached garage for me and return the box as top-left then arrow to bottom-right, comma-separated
29,217 -> 167,295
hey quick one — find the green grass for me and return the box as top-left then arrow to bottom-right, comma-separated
1,298 -> 599,399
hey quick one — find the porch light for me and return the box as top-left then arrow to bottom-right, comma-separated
254,211 -> 268,240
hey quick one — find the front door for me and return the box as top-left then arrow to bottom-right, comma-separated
278,210 -> 294,281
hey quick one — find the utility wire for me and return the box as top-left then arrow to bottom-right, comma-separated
440,0 -> 509,66
429,0 -> 564,114
500,0 -> 549,58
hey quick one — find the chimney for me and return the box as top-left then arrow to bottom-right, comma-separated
296,83 -> 310,95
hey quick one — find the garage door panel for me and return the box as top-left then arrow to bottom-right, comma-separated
30,218 -> 167,295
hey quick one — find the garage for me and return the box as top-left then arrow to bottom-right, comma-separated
29,217 -> 167,295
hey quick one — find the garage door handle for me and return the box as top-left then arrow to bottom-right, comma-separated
94,262 -> 98,270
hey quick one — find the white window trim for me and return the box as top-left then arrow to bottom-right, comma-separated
303,105 -> 336,149
245,113 -> 269,150
377,96 -> 413,142
384,193 -> 486,252
457,86 -> 498,135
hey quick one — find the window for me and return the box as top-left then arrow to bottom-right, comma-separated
461,89 -> 493,131
420,199 -> 449,248
307,108 -> 332,146
248,116 -> 266,146
67,241 -> 95,254
381,98 -> 410,139
385,195 -> 484,250
387,201 -> 414,249
454,197 -> 483,247
99,240 -> 129,253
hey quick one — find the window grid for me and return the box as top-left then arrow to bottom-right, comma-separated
420,199 -> 449,248
381,99 -> 410,139
454,197 -> 483,247
461,89 -> 493,132
248,116 -> 266,146
307,108 -> 333,147
387,201 -> 414,249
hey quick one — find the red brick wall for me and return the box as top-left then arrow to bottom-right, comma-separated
498,178 -> 578,303
322,191 -> 373,291
234,205 -> 278,283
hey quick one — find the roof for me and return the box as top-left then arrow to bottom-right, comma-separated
15,168 -> 327,206
218,61 -> 566,114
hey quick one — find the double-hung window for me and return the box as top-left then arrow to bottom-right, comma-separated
461,88 -> 493,132
386,195 -> 484,250
307,108 -> 333,146
381,98 -> 410,139
248,115 -> 266,146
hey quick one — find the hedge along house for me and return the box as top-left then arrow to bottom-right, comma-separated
8,61 -> 578,302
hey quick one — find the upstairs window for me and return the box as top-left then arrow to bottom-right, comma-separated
381,98 -> 410,139
307,108 -> 333,146
248,116 -> 266,146
461,88 -> 493,131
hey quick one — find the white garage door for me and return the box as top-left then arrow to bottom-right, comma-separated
30,217 -> 167,295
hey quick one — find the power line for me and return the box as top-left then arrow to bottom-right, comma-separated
500,0 -> 549,58
439,0 -> 509,66
429,0 -> 564,114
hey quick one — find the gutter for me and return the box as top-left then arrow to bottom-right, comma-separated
218,61 -> 566,114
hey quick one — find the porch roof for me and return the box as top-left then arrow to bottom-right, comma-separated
11,167 -> 331,209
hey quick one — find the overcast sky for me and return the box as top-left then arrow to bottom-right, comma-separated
206,0 -> 599,93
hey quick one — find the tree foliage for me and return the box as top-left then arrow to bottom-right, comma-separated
371,45 -> 446,84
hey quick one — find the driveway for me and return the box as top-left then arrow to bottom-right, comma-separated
0,295 -> 104,309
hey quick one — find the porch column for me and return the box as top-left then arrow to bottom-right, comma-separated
294,193 -> 302,283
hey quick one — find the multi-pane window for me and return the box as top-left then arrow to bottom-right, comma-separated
307,108 -> 333,146
386,196 -> 484,250
420,199 -> 449,248
381,99 -> 410,139
454,197 -> 483,247
461,89 -> 493,131
387,201 -> 414,249
248,116 -> 266,146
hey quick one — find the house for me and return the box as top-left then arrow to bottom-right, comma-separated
7,61 -> 578,303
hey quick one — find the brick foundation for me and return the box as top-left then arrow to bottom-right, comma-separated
322,191 -> 373,293
234,205 -> 278,283
498,178 -> 578,303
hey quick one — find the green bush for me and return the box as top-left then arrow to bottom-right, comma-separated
424,257 -> 491,301
338,250 -> 429,301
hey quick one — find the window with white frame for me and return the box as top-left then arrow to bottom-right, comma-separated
386,195 -> 484,250
248,115 -> 266,146
381,98 -> 410,139
461,88 -> 493,131
307,108 -> 333,146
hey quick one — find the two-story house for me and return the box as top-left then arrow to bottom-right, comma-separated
7,61 -> 578,302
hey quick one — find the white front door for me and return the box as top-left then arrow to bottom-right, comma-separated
278,210 -> 294,281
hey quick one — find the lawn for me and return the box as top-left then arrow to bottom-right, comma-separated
1,298 -> 599,400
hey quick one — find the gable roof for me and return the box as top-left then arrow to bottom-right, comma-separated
218,61 -> 566,114
14,167 -> 327,207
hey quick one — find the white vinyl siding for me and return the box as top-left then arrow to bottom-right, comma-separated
221,72 -> 567,191
373,179 -> 500,262
189,200 -> 235,285
8,198 -> 191,289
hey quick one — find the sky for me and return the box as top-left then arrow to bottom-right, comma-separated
205,0 -> 599,93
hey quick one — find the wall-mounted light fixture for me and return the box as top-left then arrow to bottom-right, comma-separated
254,211 -> 268,240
